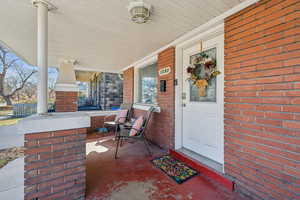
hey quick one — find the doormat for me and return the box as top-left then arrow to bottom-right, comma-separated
151,155 -> 198,184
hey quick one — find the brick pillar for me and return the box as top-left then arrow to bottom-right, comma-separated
55,91 -> 78,112
123,67 -> 134,104
154,47 -> 176,149
24,128 -> 86,200
55,60 -> 79,112
132,47 -> 176,150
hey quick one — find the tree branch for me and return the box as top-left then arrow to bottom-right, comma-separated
0,46 -> 8,67
0,45 -> 37,105
9,70 -> 36,97
7,59 -> 18,69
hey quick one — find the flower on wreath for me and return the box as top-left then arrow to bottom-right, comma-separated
186,52 -> 221,89
204,60 -> 215,69
187,66 -> 195,74
195,79 -> 208,88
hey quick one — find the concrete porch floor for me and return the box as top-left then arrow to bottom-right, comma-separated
85,134 -> 243,200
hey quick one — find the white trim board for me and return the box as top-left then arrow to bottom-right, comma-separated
18,112 -> 91,135
134,55 -> 158,69
121,0 -> 259,72
55,83 -> 79,92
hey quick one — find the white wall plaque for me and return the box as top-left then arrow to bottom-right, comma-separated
159,67 -> 171,76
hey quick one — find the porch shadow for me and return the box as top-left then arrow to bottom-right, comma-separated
85,134 -> 242,200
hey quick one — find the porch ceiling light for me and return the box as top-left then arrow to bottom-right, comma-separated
128,1 -> 152,24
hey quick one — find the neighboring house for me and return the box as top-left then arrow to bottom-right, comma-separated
89,72 -> 123,110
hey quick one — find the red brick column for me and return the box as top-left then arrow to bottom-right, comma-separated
224,0 -> 300,199
123,67 -> 134,104
55,91 -> 78,112
154,47 -> 176,149
24,128 -> 86,200
133,47 -> 176,150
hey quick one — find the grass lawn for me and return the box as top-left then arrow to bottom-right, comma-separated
0,147 -> 24,169
0,159 -> 8,168
0,118 -> 22,126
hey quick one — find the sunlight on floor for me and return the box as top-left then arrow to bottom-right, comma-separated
86,140 -> 109,155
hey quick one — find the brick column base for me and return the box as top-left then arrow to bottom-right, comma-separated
55,91 -> 78,112
24,128 -> 86,200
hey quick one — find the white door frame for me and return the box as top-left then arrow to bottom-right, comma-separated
174,23 -> 225,167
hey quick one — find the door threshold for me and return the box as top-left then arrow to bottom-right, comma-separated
177,148 -> 223,173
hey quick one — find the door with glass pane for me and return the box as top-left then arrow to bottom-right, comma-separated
182,35 -> 224,164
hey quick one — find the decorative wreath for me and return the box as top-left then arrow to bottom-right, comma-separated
186,52 -> 221,96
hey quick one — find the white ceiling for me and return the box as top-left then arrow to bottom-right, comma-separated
0,0 -> 244,72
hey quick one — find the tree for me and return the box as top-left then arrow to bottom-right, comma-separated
0,45 -> 37,105
22,82 -> 37,100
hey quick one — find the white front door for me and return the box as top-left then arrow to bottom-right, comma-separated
182,34 -> 224,164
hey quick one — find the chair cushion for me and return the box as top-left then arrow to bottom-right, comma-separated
116,109 -> 128,123
129,116 -> 144,136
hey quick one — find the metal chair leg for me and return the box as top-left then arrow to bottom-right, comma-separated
143,138 -> 152,156
120,137 -> 124,146
115,136 -> 121,159
114,125 -> 118,141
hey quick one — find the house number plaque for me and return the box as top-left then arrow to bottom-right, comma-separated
159,67 -> 171,76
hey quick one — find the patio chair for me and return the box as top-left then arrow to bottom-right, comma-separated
103,103 -> 133,136
114,106 -> 155,159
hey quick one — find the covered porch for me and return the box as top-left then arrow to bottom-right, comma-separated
85,135 -> 240,200
1,0 -> 299,200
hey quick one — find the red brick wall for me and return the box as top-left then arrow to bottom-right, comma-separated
133,47 -> 176,149
24,128 -> 86,200
87,115 -> 116,133
55,91 -> 78,112
123,67 -> 134,104
224,0 -> 300,199
155,47 -> 176,149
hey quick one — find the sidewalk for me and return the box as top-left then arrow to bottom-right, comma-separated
0,124 -> 23,149
0,157 -> 24,200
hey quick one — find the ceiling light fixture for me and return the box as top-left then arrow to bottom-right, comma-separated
128,1 -> 152,24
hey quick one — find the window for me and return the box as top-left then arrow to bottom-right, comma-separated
189,47 -> 217,102
138,63 -> 157,104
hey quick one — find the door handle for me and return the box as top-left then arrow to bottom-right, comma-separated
182,103 -> 186,107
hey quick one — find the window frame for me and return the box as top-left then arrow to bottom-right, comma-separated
133,56 -> 158,106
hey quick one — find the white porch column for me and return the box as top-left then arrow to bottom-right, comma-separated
32,0 -> 56,114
